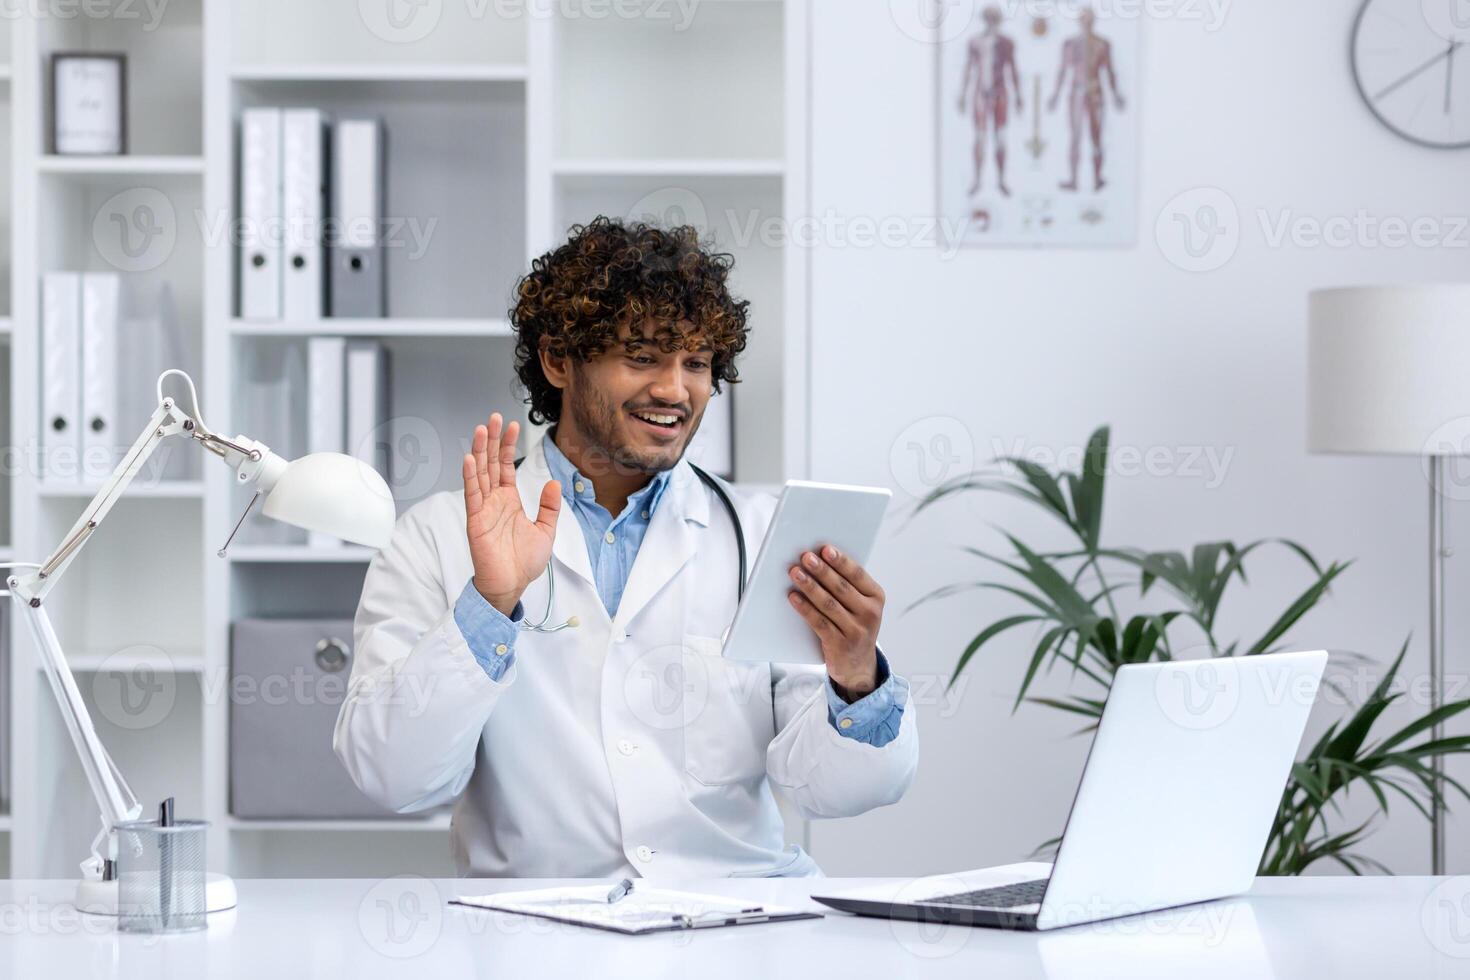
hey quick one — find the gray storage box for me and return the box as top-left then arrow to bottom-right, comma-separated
231,618 -> 411,819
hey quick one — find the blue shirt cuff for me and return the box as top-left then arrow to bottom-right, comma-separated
826,650 -> 908,747
453,579 -> 524,682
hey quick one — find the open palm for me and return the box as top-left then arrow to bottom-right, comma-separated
462,413 -> 561,617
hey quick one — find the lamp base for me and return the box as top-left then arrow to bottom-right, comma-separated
76,872 -> 238,916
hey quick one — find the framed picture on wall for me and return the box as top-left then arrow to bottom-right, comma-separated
51,52 -> 128,155
937,6 -> 1138,247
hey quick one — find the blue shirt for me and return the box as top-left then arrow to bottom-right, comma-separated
453,436 -> 906,746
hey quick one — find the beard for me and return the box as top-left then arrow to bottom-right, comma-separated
563,378 -> 692,478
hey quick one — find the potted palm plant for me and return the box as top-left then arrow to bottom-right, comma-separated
910,426 -> 1470,874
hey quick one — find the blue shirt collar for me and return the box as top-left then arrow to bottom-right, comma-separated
542,429 -> 675,518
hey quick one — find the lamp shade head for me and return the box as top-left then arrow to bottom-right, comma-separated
260,452 -> 396,548
1308,284 -> 1470,457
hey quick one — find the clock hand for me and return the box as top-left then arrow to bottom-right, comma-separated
1448,38 -> 1457,114
1376,41 -> 1464,102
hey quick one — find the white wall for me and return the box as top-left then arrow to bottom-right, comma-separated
804,0 -> 1470,876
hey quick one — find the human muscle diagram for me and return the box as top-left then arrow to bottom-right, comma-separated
939,5 -> 1138,247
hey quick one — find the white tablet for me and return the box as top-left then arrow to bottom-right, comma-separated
722,480 -> 892,665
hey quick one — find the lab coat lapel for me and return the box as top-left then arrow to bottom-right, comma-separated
612,458 -> 710,628
517,433 -> 597,592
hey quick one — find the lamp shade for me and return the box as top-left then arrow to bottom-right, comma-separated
261,452 -> 396,548
1308,285 -> 1470,456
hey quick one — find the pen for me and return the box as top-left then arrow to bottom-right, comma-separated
606,878 -> 634,904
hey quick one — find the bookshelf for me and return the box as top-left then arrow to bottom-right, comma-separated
4,0 -> 810,880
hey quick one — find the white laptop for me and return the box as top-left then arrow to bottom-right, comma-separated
812,650 -> 1328,930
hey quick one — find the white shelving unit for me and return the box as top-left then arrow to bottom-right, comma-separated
5,0 -> 810,880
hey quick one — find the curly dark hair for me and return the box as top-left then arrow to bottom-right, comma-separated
510,215 -> 751,425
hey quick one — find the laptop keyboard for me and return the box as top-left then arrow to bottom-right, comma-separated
925,878 -> 1049,909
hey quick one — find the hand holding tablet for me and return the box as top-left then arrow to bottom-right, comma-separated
721,481 -> 892,668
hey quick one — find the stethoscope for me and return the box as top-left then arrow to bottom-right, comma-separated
514,456 -> 747,633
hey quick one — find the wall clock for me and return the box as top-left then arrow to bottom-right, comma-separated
1352,0 -> 1470,147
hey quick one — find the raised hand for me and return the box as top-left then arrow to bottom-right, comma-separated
462,413 -> 562,618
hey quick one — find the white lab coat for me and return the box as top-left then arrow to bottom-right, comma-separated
333,433 -> 918,878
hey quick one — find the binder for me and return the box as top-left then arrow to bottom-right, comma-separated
282,109 -> 326,320
330,118 -> 385,317
41,272 -> 82,484
345,339 -> 390,482
306,336 -> 347,546
80,272 -> 121,483
240,107 -> 283,320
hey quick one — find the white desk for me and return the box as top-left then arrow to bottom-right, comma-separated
0,876 -> 1466,978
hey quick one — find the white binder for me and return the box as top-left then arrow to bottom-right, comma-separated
282,109 -> 326,320
345,339 -> 390,482
330,119 -> 385,317
240,107 -> 283,320
41,272 -> 82,484
80,272 -> 121,483
307,336 -> 347,546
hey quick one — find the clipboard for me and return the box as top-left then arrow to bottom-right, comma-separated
450,885 -> 823,936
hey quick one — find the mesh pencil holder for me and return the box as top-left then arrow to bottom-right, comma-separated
115,818 -> 209,933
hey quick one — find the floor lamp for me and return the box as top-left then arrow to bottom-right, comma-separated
1307,284 -> 1470,875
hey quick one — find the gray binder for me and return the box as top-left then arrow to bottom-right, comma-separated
329,119 -> 385,317
230,618 -> 414,819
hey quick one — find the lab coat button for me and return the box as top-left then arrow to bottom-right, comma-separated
618,739 -> 636,756
612,627 -> 626,643
635,846 -> 654,863
839,717 -> 854,730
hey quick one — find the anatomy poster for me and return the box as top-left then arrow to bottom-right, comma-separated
938,5 -> 1139,247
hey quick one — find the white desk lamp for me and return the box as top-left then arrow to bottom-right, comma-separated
1307,284 -> 1470,876
4,369 -> 396,914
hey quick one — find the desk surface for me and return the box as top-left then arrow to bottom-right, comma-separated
0,876 -> 1466,978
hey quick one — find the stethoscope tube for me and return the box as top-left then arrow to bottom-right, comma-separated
512,456 -> 746,634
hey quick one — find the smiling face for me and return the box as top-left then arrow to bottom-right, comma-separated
542,318 -> 713,478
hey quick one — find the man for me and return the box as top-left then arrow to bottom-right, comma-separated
335,217 -> 918,878
958,5 -> 1023,198
1047,6 -> 1125,192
